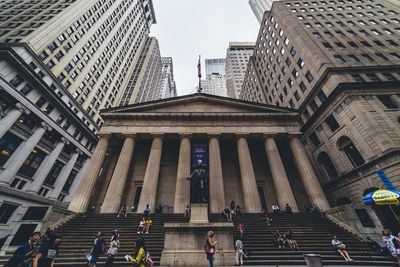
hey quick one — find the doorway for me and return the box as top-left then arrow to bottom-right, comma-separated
257,185 -> 267,210
132,185 -> 142,212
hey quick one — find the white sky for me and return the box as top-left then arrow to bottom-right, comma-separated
150,0 -> 259,96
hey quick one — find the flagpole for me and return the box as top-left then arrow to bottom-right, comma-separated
198,55 -> 202,93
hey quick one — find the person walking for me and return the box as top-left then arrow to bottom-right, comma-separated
87,232 -> 106,267
237,222 -> 245,238
104,230 -> 119,267
4,231 -> 41,267
125,238 -> 147,267
382,229 -> 400,266
235,238 -> 246,266
205,231 -> 218,267
32,233 -> 62,267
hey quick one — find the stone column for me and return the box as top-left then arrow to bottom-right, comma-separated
26,138 -> 68,194
289,135 -> 330,211
173,135 -> 191,213
0,103 -> 30,140
137,136 -> 163,213
48,149 -> 82,201
100,135 -> 136,213
236,136 -> 261,213
0,122 -> 51,185
64,158 -> 89,203
68,135 -> 110,213
263,135 -> 299,212
209,136 -> 226,213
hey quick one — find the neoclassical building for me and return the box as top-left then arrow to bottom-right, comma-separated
69,93 -> 329,215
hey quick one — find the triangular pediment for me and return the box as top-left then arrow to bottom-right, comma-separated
102,93 -> 297,115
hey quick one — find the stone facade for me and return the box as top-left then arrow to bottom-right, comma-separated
69,94 -> 330,217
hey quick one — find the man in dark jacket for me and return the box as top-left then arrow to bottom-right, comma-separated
5,231 -> 41,267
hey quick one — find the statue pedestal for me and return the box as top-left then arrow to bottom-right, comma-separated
190,203 -> 209,223
160,221 -> 235,266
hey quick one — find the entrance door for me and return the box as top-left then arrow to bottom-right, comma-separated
132,185 -> 142,212
257,186 -> 267,210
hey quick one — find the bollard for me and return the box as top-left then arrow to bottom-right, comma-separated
304,254 -> 323,267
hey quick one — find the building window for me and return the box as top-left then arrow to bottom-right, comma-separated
17,148 -> 46,178
338,136 -> 364,167
377,95 -> 398,109
317,91 -> 327,103
382,73 -> 397,81
309,132 -> 320,146
305,71 -> 314,82
61,170 -> 78,193
22,207 -> 48,220
351,74 -> 364,82
325,115 -> 340,132
318,152 -> 338,179
334,55 -> 346,63
20,84 -> 33,95
35,97 -> 47,108
9,75 -> 24,87
43,161 -> 65,186
0,203 -> 18,224
299,81 -> 307,92
366,73 -> 380,81
0,133 -> 23,166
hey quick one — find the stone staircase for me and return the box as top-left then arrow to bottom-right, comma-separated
1,212 -> 396,266
0,213 -> 189,267
211,212 -> 396,266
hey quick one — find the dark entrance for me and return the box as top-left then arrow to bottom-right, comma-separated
132,185 -> 142,212
10,224 -> 38,246
257,185 -> 267,210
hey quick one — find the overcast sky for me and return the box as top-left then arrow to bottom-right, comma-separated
150,0 -> 259,96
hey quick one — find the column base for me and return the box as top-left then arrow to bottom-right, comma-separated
190,203 -> 209,223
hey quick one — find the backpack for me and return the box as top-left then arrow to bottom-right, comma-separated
98,238 -> 107,254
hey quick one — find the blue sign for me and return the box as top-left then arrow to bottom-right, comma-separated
191,144 -> 208,166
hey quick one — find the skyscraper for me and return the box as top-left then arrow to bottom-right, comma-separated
205,58 -> 226,78
225,42 -> 255,98
119,37 -> 164,105
241,0 -> 400,229
0,0 -> 157,126
159,57 -> 177,99
249,0 -> 275,23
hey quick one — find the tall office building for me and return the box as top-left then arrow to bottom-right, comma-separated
225,42 -> 255,98
0,0 -> 157,126
205,58 -> 226,78
199,58 -> 228,97
159,57 -> 177,99
200,74 -> 227,97
249,0 -> 275,23
241,0 -> 400,230
119,37 -> 163,105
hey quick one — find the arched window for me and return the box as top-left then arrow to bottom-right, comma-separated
336,197 -> 352,207
318,152 -> 338,179
338,137 -> 364,167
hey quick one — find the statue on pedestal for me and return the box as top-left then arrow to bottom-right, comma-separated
187,159 -> 208,203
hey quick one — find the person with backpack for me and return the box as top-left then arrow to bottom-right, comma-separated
104,230 -> 119,267
125,238 -> 147,267
382,229 -> 400,266
235,238 -> 247,266
87,232 -> 107,267
4,231 -> 41,267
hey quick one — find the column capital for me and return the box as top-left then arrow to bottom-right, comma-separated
61,137 -> 70,145
75,148 -> 83,155
262,133 -> 278,140
15,103 -> 30,115
151,133 -> 164,140
40,122 -> 52,132
235,133 -> 249,141
287,133 -> 302,140
99,134 -> 111,139
208,133 -> 221,140
178,133 -> 192,139
124,134 -> 137,139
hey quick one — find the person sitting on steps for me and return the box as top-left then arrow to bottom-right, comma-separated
235,204 -> 242,216
332,235 -> 354,262
274,230 -> 283,248
285,230 -> 299,250
143,204 -> 151,218
144,217 -> 153,234
272,204 -> 280,213
223,206 -> 232,222
285,203 -> 292,214
117,204 -> 127,218
185,205 -> 191,218
137,218 -> 145,234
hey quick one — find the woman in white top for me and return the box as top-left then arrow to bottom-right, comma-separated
104,230 -> 119,267
331,236 -> 353,262
137,218 -> 145,233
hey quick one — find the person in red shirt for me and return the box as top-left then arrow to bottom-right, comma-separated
237,222 -> 245,238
